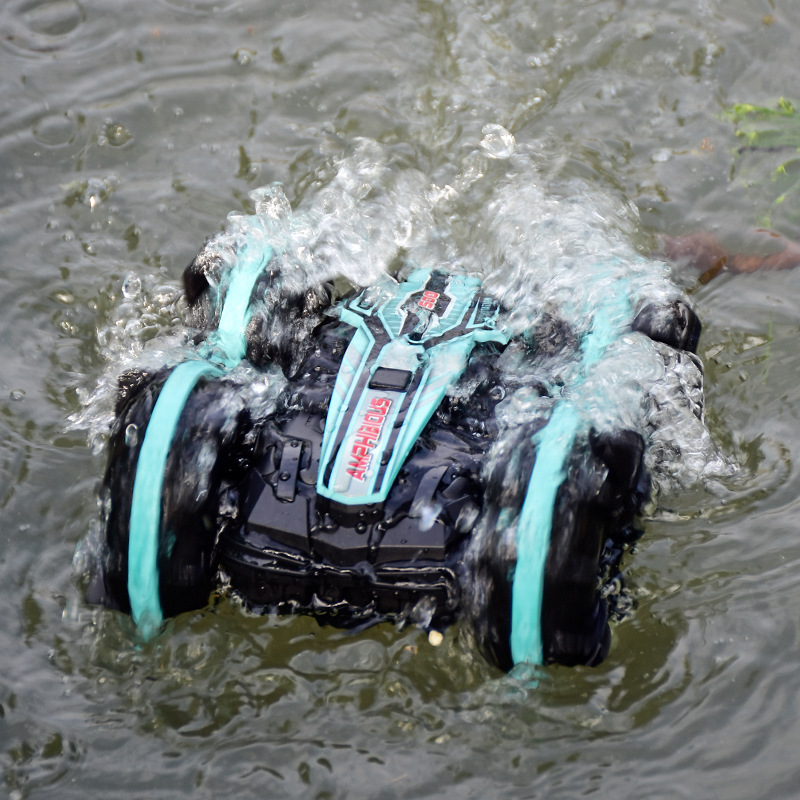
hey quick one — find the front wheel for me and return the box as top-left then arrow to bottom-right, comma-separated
93,367 -> 253,623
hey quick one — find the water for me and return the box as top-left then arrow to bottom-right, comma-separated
3,0 -> 800,797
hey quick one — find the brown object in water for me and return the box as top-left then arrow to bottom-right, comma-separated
659,229 -> 800,283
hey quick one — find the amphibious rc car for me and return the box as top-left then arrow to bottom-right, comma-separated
89,199 -> 702,671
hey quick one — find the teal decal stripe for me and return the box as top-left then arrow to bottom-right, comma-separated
510,404 -> 579,664
127,240 -> 273,638
205,244 -> 273,366
511,271 -> 632,665
437,277 -> 477,332
127,360 -> 224,638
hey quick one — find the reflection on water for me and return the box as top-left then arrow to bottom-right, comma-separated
3,0 -> 800,797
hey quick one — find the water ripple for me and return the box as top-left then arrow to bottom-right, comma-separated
0,0 -> 85,55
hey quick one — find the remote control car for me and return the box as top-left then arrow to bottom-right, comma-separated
88,200 -> 702,671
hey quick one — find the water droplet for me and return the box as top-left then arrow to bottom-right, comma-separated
528,53 -> 551,68
9,389 -> 25,401
251,185 -> 291,220
124,424 -> 138,447
124,225 -> 140,252
122,273 -> 142,300
480,124 -> 516,159
428,630 -> 443,647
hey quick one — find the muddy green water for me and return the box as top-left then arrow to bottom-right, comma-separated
3,0 -> 800,797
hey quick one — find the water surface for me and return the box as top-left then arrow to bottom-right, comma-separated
2,1 -> 800,797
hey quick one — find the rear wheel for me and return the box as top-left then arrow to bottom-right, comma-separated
543,429 -> 646,666
474,428 -> 646,670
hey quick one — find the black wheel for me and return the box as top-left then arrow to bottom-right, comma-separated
470,428 -> 646,670
541,429 -> 646,666
632,300 -> 702,353
93,367 -> 252,621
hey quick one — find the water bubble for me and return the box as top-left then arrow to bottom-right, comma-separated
32,112 -> 76,147
62,176 -> 118,210
9,389 -> 25,401
101,119 -> 133,147
234,48 -> 255,66
481,124 -> 516,159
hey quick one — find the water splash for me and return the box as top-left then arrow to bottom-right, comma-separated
73,135 -> 735,654
76,131 -> 732,496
